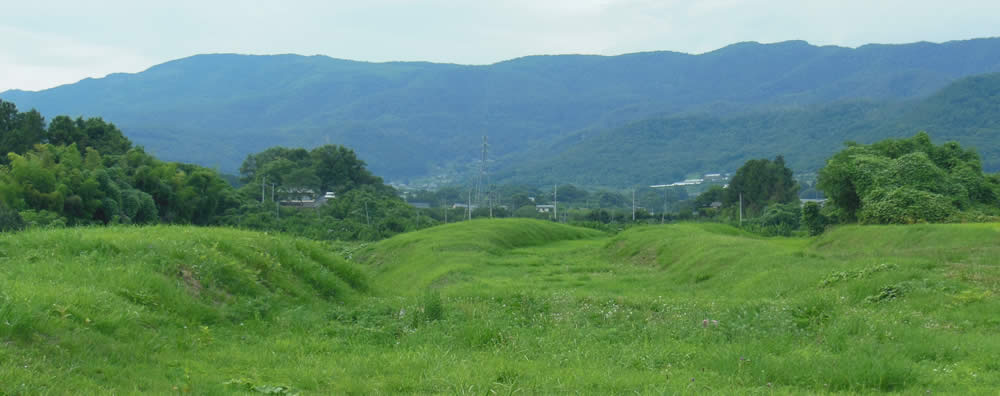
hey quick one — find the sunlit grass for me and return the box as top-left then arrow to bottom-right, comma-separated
1,219 -> 998,393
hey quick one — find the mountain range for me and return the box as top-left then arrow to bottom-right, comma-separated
3,37 -> 1000,186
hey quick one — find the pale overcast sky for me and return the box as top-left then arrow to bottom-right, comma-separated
2,0 -> 998,92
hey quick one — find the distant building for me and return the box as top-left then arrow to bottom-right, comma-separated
281,190 -> 335,208
800,198 -> 828,207
535,204 -> 555,213
652,178 -> 706,188
408,202 -> 432,209
452,203 -> 479,209
710,201 -> 723,209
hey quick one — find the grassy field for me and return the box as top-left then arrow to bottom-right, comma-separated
1,220 -> 998,394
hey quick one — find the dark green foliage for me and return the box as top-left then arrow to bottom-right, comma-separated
135,191 -> 158,224
221,145 -> 433,241
687,157 -> 801,234
858,188 -> 956,224
239,145 -> 390,198
0,102 -> 45,164
0,202 -> 24,232
422,290 -> 444,322
585,209 -> 613,223
0,100 -> 131,165
0,102 -> 449,242
513,205 -> 541,219
818,132 -> 999,224
693,185 -> 725,208
743,202 -> 802,236
801,202 -> 826,236
46,115 -> 132,156
865,284 -> 907,304
1,143 -> 238,227
723,156 -> 799,215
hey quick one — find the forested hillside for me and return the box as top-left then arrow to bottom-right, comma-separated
4,38 -> 1000,182
502,72 -> 1000,186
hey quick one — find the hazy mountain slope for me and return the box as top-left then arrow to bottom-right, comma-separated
3,38 -> 1000,180
501,73 -> 1000,187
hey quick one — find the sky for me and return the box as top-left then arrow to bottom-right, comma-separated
2,0 -> 999,92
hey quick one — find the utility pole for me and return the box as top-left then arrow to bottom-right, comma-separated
553,184 -> 558,222
272,183 -> 278,220
475,136 -> 490,208
650,185 -> 668,224
632,188 -> 636,222
261,176 -> 266,203
468,190 -> 472,220
364,201 -> 370,226
661,187 -> 667,224
739,192 -> 744,225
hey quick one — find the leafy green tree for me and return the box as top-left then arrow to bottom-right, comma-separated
557,184 -> 588,204
585,209 -> 613,223
47,116 -> 132,156
801,202 -> 826,236
723,156 -> 799,215
593,191 -> 627,208
694,185 -> 725,208
743,202 -> 801,236
0,100 -> 46,164
818,132 -> 998,224
513,205 -> 541,218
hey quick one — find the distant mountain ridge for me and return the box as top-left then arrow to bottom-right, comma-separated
498,72 -> 1000,187
3,37 -> 1000,183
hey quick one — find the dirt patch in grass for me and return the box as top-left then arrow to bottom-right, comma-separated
179,267 -> 203,297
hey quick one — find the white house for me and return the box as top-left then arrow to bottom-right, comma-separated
535,204 -> 555,213
281,190 -> 335,208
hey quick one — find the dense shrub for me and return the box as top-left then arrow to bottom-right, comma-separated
19,209 -> 66,228
819,132 -> 1000,224
0,203 -> 25,232
858,187 -> 955,224
742,202 -> 801,236
801,202 -> 827,236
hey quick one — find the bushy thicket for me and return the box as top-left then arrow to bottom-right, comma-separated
801,202 -> 826,236
818,132 -> 1000,224
0,143 -> 239,226
0,202 -> 24,232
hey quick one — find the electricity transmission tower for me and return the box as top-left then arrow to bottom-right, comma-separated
474,136 -> 491,209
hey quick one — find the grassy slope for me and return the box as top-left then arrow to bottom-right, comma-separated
357,219 -> 1000,394
2,219 -> 998,394
358,219 -> 604,295
0,226 -> 368,393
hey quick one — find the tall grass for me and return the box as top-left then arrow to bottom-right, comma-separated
1,219 -> 998,393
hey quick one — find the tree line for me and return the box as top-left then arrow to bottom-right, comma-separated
0,100 -> 430,240
4,97 -> 997,239
689,132 -> 1000,236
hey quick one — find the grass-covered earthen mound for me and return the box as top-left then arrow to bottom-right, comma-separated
0,226 -> 367,393
2,220 -> 998,393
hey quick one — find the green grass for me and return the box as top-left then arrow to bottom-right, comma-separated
2,219 -> 999,394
